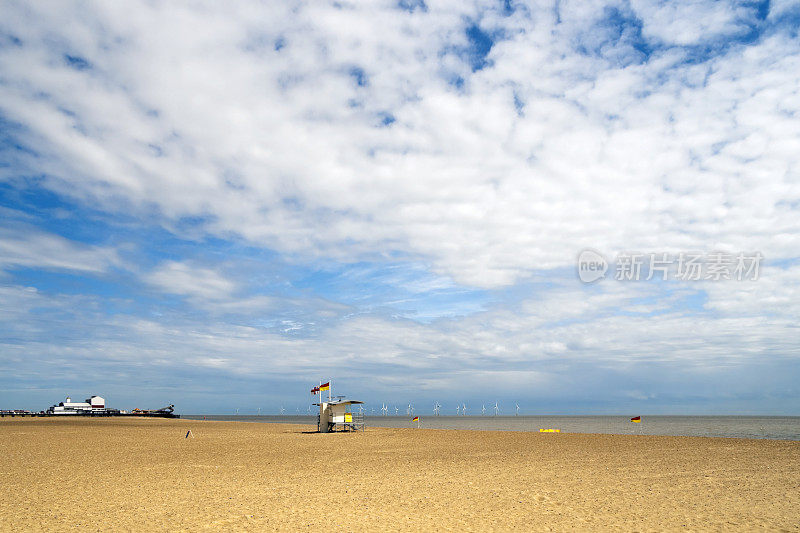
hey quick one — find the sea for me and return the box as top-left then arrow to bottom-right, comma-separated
182,414 -> 800,441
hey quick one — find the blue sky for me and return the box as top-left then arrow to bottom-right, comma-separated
1,0 -> 799,414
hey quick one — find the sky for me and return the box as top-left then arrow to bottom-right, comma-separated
1,0 -> 799,415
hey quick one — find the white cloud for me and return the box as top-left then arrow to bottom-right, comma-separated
145,261 -> 237,301
1,271 -> 797,410
631,0 -> 762,46
0,225 -> 119,273
1,1 -> 797,289
0,1 -> 798,411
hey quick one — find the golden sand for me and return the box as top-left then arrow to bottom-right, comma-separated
1,417 -> 798,531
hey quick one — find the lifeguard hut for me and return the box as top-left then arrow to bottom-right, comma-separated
311,381 -> 365,433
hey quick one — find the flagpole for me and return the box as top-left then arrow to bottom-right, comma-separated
329,379 -> 332,402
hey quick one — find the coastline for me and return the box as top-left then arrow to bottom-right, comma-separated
182,414 -> 800,441
2,417 -> 798,531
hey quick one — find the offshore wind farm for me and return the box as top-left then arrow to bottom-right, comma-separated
180,381 -> 800,439
181,413 -> 800,441
177,384 -> 800,440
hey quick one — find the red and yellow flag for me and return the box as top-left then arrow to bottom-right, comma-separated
631,416 -> 641,423
319,382 -> 330,392
412,416 -> 419,422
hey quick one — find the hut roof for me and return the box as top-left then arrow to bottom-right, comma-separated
313,400 -> 364,406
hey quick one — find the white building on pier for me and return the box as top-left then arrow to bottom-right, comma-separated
47,395 -> 106,415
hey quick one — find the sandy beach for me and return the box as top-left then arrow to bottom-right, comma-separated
1,418 -> 798,531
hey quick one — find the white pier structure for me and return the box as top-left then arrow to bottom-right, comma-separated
47,395 -> 106,415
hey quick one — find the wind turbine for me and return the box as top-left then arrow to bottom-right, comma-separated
433,402 -> 441,416
515,403 -> 520,416
257,407 -> 261,416
456,404 -> 460,416
280,405 -> 285,415
235,408 -> 239,415
482,404 -> 486,416
395,406 -> 399,415
462,403 -> 467,416
494,402 -> 499,416
381,403 -> 388,416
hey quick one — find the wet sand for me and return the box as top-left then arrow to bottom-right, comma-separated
1,417 -> 798,531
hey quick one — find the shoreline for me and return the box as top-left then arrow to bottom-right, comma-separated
191,418 -> 800,442
180,413 -> 800,441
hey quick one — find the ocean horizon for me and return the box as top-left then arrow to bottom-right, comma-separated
182,414 -> 800,441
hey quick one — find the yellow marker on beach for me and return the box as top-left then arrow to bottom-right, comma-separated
539,428 -> 560,433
